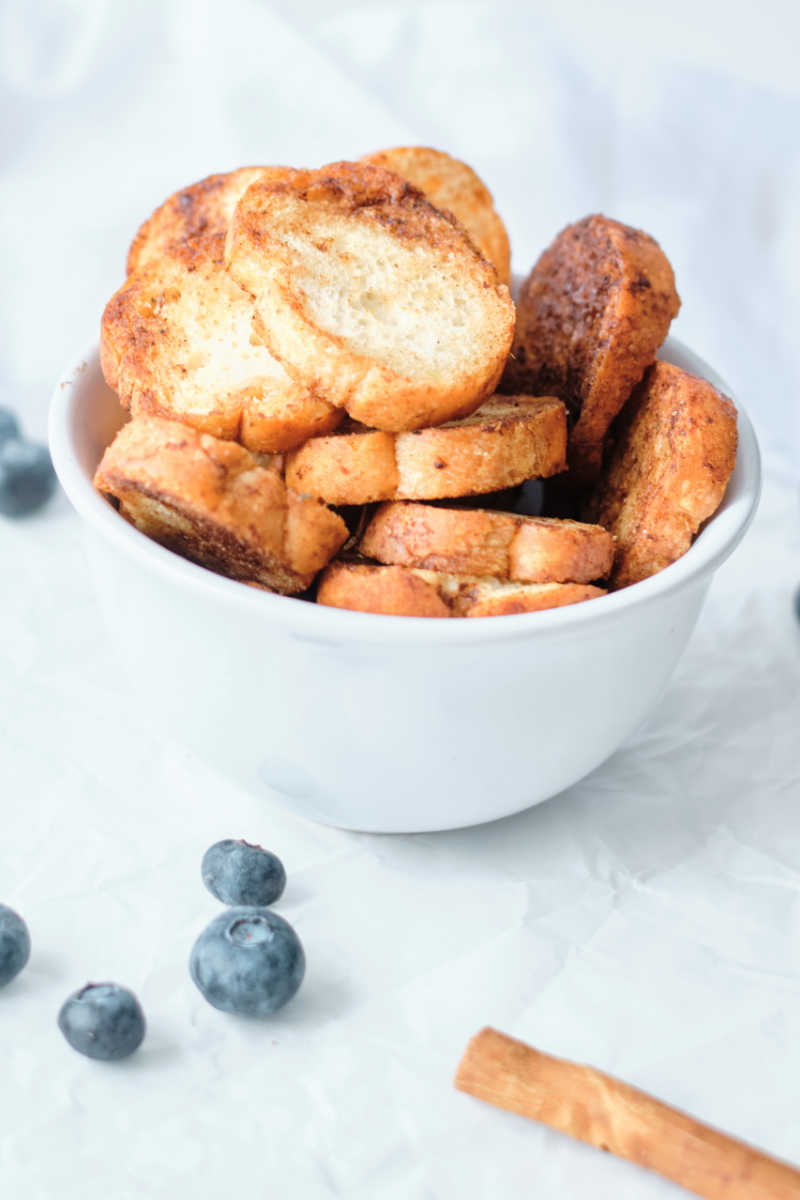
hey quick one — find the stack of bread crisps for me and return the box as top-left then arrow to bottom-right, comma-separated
94,148 -> 738,616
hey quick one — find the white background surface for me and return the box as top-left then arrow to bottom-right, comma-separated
1,2 -> 799,1197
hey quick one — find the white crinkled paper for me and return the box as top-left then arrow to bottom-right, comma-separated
1,3 -> 799,1197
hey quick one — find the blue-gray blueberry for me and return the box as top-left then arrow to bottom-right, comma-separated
58,982 -> 146,1060
190,907 -> 304,1016
201,839 -> 286,907
0,439 -> 57,517
0,904 -> 30,986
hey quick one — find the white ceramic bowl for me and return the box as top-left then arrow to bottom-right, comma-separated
49,338 -> 760,832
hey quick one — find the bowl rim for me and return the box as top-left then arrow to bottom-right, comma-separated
49,336 -> 761,646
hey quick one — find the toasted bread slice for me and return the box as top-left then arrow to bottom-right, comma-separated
288,428 -> 400,506
102,234 -> 342,453
238,385 -> 343,454
452,578 -> 606,617
285,395 -> 566,505
94,417 -> 347,593
360,502 -> 613,583
317,562 -> 452,617
584,361 -> 737,588
126,167 -> 293,275
316,561 -> 605,617
360,146 -> 511,283
504,214 -> 680,482
226,161 -> 515,432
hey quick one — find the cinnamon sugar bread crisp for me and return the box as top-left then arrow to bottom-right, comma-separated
584,361 -> 737,588
102,234 -> 341,453
504,214 -> 680,482
456,579 -> 606,617
319,562 -> 452,618
98,146 -> 732,613
360,146 -> 511,283
285,396 -> 566,506
317,562 -> 605,617
226,161 -> 515,432
360,503 -> 613,584
94,417 -> 347,593
126,167 -> 291,275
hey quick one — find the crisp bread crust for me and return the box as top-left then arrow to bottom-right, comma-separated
285,395 -> 567,505
583,361 -> 738,587
360,146 -> 511,283
102,233 -> 341,452
317,562 -> 605,617
360,502 -> 613,583
226,160 -> 515,432
126,167 -> 288,275
503,214 -> 681,482
317,562 -> 452,617
93,417 -> 347,593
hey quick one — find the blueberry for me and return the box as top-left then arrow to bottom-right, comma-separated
201,839 -> 286,907
0,440 -> 57,517
0,904 -> 30,986
190,907 -> 304,1016
57,982 -> 146,1061
0,408 -> 20,446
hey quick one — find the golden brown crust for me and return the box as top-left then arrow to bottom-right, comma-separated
360,146 -> 511,283
316,562 -> 605,617
584,361 -> 737,588
504,214 -> 680,482
126,167 -> 288,275
238,390 -> 343,454
94,417 -> 347,593
361,502 -> 510,577
103,234 -> 341,452
316,562 -> 451,617
285,396 -> 566,505
394,396 -> 566,500
455,580 -> 606,617
286,427 -> 398,506
104,235 -> 240,440
360,503 -> 613,583
226,160 -> 515,432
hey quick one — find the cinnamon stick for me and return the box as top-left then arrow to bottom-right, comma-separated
454,1028 -> 800,1200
